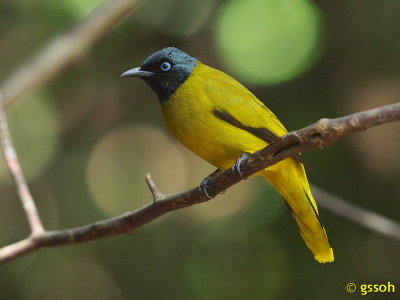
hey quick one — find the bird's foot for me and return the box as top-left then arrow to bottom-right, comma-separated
234,152 -> 250,179
199,169 -> 221,199
199,177 -> 213,199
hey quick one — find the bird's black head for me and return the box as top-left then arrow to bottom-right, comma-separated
121,47 -> 196,102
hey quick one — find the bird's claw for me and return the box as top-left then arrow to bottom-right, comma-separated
199,169 -> 222,199
235,153 -> 250,179
199,177 -> 213,199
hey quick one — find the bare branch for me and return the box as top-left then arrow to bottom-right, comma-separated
0,0 -> 142,108
0,102 -> 399,264
200,102 -> 400,198
0,93 -> 44,235
312,185 -> 400,240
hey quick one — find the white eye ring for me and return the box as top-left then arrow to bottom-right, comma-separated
160,61 -> 172,72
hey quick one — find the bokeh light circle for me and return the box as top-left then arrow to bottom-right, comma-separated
0,93 -> 60,182
86,124 -> 187,217
21,253 -> 124,300
215,0 -> 323,85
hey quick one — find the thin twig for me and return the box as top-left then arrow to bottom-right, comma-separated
0,103 -> 399,264
0,93 -> 44,235
145,173 -> 165,202
0,238 -> 38,263
312,185 -> 400,240
0,0 -> 142,108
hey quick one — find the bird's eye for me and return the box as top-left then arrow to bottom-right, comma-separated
160,61 -> 172,72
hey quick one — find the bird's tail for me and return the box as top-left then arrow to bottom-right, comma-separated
260,158 -> 334,263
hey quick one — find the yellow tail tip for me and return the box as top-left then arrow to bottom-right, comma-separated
314,248 -> 334,263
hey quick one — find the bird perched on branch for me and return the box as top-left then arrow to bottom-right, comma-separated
121,47 -> 333,263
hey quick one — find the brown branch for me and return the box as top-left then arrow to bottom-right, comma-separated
0,0 -> 142,108
199,102 -> 400,198
0,102 -> 399,264
0,93 -> 44,235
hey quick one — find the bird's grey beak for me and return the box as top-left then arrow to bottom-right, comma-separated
120,67 -> 153,78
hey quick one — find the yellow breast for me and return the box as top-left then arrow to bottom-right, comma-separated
160,62 -> 277,170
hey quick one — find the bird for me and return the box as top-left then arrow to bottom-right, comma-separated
121,47 -> 334,263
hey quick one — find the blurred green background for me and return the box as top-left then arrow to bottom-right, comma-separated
1,0 -> 400,299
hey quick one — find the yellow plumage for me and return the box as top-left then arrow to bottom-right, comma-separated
162,62 -> 334,263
